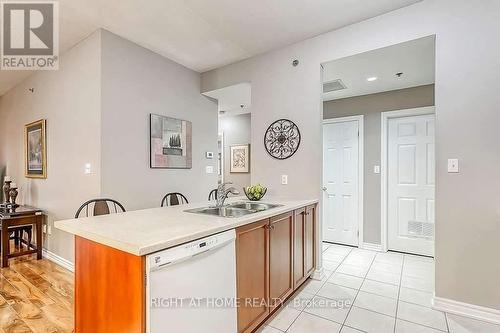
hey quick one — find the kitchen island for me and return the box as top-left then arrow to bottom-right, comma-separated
55,197 -> 318,333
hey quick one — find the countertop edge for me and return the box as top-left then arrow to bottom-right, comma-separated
55,198 -> 319,257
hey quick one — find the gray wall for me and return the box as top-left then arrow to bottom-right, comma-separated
324,84 -> 435,244
100,31 -> 218,210
201,0 -> 500,310
219,113 -> 251,190
0,32 -> 102,262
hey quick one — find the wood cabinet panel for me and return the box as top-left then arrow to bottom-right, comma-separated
293,208 -> 306,287
305,205 -> 316,276
75,236 -> 145,333
269,212 -> 294,309
236,219 -> 270,333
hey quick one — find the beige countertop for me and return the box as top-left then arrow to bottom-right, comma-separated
54,197 -> 318,256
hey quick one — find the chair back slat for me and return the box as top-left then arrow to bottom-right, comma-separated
75,199 -> 126,218
161,193 -> 188,207
93,200 -> 110,216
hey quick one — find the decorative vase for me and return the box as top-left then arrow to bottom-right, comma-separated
9,187 -> 18,207
3,181 -> 11,204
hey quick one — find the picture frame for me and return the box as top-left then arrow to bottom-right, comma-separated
230,144 -> 250,173
25,119 -> 47,178
150,114 -> 192,169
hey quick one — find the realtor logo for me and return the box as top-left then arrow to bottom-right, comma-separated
1,1 -> 59,70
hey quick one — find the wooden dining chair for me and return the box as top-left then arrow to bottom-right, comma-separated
208,189 -> 218,201
161,193 -> 189,207
75,199 -> 126,218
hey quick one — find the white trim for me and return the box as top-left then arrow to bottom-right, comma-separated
433,296 -> 500,325
311,267 -> 326,281
42,249 -> 75,272
380,106 -> 435,252
218,132 -> 224,183
361,242 -> 383,252
322,115 -> 364,248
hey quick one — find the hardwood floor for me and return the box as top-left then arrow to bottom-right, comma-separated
0,244 -> 74,333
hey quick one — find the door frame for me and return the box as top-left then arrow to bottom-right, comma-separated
322,115 -> 364,248
380,106 -> 436,252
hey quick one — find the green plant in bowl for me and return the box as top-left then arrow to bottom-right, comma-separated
244,184 -> 267,201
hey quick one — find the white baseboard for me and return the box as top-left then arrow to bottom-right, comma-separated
433,296 -> 500,325
42,249 -> 75,272
311,267 -> 325,281
361,242 -> 383,252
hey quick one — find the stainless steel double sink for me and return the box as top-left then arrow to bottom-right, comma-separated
185,202 -> 282,218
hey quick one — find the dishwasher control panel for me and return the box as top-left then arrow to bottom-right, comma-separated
148,229 -> 236,270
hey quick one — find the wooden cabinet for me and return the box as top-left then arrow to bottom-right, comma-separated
75,236 -> 145,333
236,205 -> 316,333
236,219 -> 269,333
269,212 -> 294,310
304,205 -> 316,276
292,205 -> 316,288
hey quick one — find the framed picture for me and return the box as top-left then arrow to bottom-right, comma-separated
230,144 -> 250,173
150,114 -> 192,169
25,119 -> 47,178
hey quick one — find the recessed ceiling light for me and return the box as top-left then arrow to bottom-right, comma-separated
367,76 -> 378,82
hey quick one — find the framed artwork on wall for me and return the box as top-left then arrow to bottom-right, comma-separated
150,114 -> 192,169
230,144 -> 250,173
25,119 -> 47,178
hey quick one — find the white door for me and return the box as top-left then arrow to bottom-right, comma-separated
387,114 -> 435,256
323,120 -> 360,246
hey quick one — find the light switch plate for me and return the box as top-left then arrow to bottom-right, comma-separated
206,166 -> 214,174
206,152 -> 214,159
84,163 -> 92,174
374,165 -> 380,174
281,175 -> 288,185
448,158 -> 459,173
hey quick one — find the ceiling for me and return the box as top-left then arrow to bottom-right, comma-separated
203,83 -> 251,116
0,0 -> 423,96
322,36 -> 435,101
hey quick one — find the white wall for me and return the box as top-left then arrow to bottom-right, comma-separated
201,0 -> 500,310
100,31 -> 218,210
0,32 -> 102,262
219,113 -> 251,190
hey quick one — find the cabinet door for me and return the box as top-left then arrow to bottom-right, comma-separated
269,212 -> 294,309
293,208 -> 306,288
236,219 -> 270,333
304,205 -> 316,276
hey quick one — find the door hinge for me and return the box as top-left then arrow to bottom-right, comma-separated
357,230 -> 360,238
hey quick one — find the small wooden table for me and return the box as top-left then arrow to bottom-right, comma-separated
0,205 -> 43,267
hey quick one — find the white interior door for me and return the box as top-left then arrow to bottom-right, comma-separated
323,120 -> 360,246
387,113 -> 435,256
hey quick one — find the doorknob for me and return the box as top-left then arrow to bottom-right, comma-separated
322,187 -> 327,191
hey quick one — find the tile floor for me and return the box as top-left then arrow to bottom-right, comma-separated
258,242 -> 500,333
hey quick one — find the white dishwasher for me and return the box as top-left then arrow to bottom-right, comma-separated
146,229 -> 237,333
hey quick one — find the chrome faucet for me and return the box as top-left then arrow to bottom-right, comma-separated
216,182 -> 240,207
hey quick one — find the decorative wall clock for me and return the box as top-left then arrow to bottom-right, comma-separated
264,119 -> 301,160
